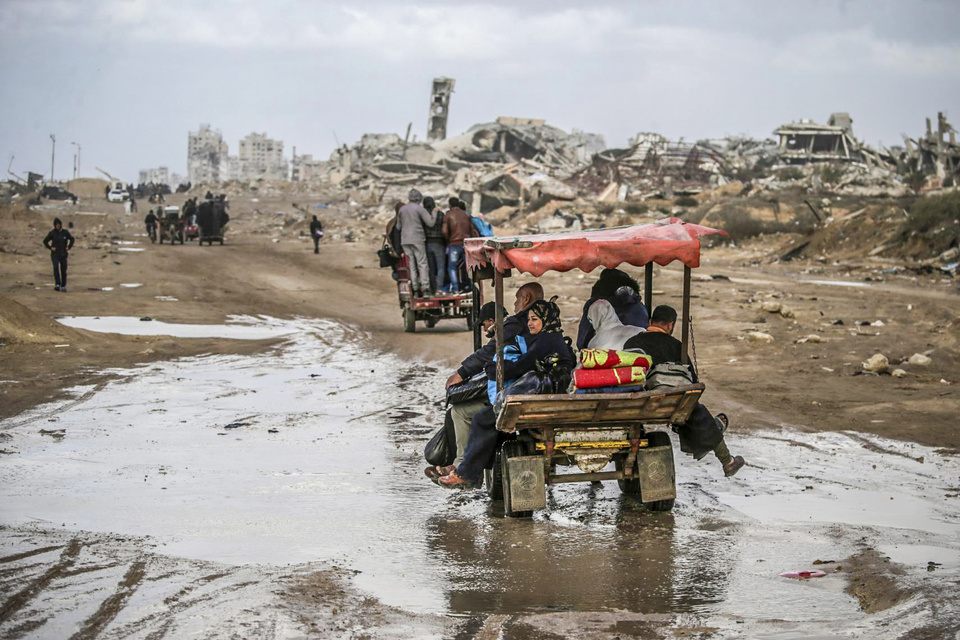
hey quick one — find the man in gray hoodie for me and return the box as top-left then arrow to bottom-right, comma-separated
396,188 -> 436,297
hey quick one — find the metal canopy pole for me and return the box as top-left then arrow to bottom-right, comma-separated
681,265 -> 691,364
644,263 -> 653,315
494,269 -> 505,392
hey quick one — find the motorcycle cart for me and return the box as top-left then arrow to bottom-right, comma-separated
463,219 -> 726,517
158,207 -> 184,244
196,200 -> 226,246
396,253 -> 481,334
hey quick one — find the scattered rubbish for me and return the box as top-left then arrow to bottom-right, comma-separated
928,561 -> 942,572
224,422 -> 249,429
892,369 -> 907,378
120,283 -> 143,288
811,559 -> 836,565
779,570 -> 827,579
832,319 -> 844,325
267,428 -> 279,434
140,317 -> 153,322
797,334 -> 822,344
155,296 -> 178,302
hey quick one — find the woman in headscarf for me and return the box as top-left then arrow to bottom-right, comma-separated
584,298 -> 645,350
438,298 -> 574,489
576,267 -> 649,349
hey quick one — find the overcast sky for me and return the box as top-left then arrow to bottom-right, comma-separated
1,0 -> 958,183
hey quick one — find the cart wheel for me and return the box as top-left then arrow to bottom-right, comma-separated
615,453 -> 641,494
485,448 -> 504,501
501,440 -> 534,518
425,317 -> 437,329
642,431 -> 675,512
402,306 -> 416,333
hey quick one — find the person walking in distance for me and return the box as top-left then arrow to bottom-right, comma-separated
310,215 -> 324,254
42,217 -> 75,292
396,188 -> 436,298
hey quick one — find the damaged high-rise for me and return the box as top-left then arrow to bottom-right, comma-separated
187,124 -> 229,184
427,77 -> 455,142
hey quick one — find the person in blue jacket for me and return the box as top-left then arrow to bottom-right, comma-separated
439,299 -> 574,489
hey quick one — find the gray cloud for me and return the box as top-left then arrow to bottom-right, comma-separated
1,0 -> 957,182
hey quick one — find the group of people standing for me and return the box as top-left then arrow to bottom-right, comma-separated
386,189 -> 492,298
427,268 -> 746,490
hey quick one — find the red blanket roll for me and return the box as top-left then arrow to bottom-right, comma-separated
579,349 -> 652,371
573,366 -> 647,389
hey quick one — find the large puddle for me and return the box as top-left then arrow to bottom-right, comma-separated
2,317 -> 959,635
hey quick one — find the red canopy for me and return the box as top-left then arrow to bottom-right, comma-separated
464,218 -> 726,276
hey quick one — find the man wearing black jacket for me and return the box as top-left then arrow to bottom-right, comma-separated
42,218 -> 75,292
625,305 -> 745,477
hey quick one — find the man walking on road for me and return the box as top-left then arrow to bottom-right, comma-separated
310,215 -> 324,254
396,188 -> 436,297
42,217 -> 75,292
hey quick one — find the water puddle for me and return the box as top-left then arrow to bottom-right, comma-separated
57,315 -> 295,340
2,318 -> 958,635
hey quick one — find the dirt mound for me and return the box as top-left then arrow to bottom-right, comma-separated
66,178 -> 110,200
0,296 -> 82,344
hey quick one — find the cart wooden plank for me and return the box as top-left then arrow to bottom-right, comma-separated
496,383 -> 705,433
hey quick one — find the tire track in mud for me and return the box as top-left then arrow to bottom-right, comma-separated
0,539 -> 82,624
68,559 -> 147,640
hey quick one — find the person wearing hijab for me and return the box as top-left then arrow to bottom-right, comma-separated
585,298 -> 645,350
438,299 -> 574,489
577,268 -> 649,349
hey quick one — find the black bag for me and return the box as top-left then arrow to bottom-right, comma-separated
378,246 -> 397,268
445,372 -> 487,405
424,407 -> 456,466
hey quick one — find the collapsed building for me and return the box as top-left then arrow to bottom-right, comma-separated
774,113 -> 859,164
902,112 -> 959,182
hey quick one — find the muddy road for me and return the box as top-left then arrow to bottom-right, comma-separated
2,317 -> 959,639
2,197 -> 960,638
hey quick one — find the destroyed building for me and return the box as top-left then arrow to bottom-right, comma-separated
427,77 -> 455,142
187,125 -> 229,184
138,166 -> 170,186
237,132 -> 288,181
774,113 -> 859,163
902,112 -> 959,181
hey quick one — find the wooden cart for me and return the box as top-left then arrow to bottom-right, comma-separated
464,219 -> 725,517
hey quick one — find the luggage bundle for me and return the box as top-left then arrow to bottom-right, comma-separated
573,349 -> 653,394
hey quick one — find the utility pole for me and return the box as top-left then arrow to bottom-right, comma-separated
71,142 -> 81,178
49,134 -> 56,182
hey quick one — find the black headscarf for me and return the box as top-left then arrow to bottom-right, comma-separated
528,299 -> 562,334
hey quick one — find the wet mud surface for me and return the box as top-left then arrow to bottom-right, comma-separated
2,318 -> 960,639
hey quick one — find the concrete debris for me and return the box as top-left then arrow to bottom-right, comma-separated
892,368 -> 907,378
908,353 -> 932,366
861,353 -> 889,373
747,331 -> 775,343
796,334 -> 822,344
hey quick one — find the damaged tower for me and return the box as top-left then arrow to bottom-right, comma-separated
427,77 -> 455,142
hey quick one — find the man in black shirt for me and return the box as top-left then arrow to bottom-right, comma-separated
625,305 -> 745,477
42,218 -> 75,292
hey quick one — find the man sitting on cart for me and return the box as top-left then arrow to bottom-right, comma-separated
624,305 -> 745,477
439,298 -> 574,489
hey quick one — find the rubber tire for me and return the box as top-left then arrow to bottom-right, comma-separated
485,448 -> 504,501
402,306 -> 416,333
502,440 -> 534,518
616,452 -> 641,494
642,431 -> 676,513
